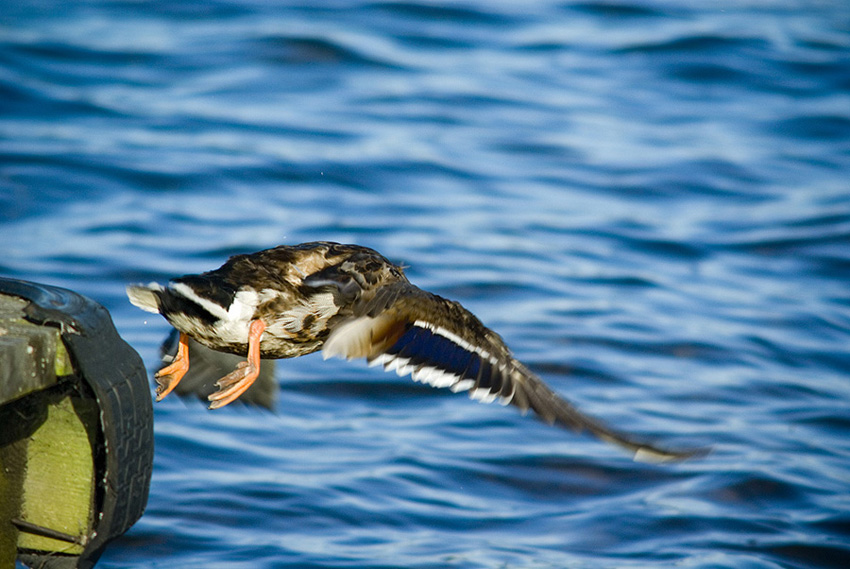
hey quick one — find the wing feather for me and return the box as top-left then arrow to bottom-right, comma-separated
323,282 -> 704,462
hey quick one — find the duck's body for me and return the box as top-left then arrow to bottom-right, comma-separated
138,242 -> 394,359
128,241 -> 698,462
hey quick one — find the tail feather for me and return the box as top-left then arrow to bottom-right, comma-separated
126,283 -> 164,314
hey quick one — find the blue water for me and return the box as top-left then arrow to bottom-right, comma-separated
3,1 -> 850,567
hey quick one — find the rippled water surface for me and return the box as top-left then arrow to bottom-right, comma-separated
3,1 -> 850,568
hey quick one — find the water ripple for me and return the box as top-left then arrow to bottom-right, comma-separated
3,1 -> 850,568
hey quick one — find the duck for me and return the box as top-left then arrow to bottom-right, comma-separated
127,241 -> 701,462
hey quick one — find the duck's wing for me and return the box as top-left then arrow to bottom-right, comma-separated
321,281 -> 703,463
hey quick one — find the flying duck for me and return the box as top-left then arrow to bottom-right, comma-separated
127,241 -> 700,462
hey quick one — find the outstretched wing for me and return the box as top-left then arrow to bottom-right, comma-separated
321,282 -> 702,463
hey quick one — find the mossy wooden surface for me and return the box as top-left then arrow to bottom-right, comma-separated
0,294 -> 75,405
17,395 -> 98,555
0,441 -> 23,568
1,292 -> 95,557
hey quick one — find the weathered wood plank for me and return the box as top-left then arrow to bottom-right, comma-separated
0,294 -> 75,405
17,395 -> 97,555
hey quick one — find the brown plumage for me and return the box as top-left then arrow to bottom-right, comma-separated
128,241 -> 704,462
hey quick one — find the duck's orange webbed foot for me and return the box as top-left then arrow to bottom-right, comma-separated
155,332 -> 190,401
208,319 -> 266,410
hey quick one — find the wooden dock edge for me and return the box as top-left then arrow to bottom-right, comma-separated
0,278 -> 153,569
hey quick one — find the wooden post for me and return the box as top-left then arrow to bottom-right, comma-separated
0,279 -> 153,569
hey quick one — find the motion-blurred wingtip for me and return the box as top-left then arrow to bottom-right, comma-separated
633,444 -> 712,464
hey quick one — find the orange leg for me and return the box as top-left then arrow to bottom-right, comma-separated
155,332 -> 190,401
208,319 -> 266,410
